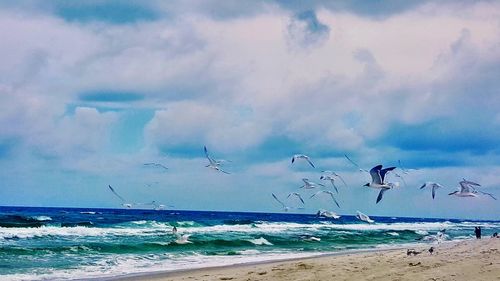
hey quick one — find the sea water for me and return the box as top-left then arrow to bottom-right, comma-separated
0,206 -> 498,280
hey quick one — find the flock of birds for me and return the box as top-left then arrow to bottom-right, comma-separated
106,146 -> 497,223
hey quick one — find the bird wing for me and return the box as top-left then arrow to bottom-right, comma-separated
296,194 -> 305,204
462,178 -> 481,186
108,185 -> 126,202
329,179 -> 339,193
420,183 -> 428,189
345,154 -> 366,172
204,146 -> 216,165
376,188 -> 388,204
216,167 -> 231,174
369,165 -> 383,184
328,193 -> 340,208
459,181 -> 471,193
306,158 -> 315,168
432,185 -> 437,199
476,191 -> 497,200
336,174 -> 348,187
272,193 -> 285,208
380,166 -> 396,182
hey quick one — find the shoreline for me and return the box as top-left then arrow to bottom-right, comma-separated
93,238 -> 498,281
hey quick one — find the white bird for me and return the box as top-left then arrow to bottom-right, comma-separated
448,180 -> 479,198
310,190 -> 340,208
143,163 -> 168,171
364,165 -> 397,204
317,209 -> 341,219
319,175 -> 339,193
300,178 -> 325,189
344,154 -> 369,173
356,211 -> 374,223
291,154 -> 315,168
420,182 -> 444,199
321,170 -> 348,187
108,185 -> 134,208
449,179 -> 497,200
204,146 -> 231,174
287,192 -> 305,204
272,193 -> 298,212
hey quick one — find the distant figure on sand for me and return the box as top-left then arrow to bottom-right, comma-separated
172,226 -> 178,234
492,232 -> 498,238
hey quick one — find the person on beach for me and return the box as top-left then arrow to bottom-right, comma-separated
492,232 -> 497,238
172,226 -> 178,235
474,227 -> 482,239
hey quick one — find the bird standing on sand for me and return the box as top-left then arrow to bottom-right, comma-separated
291,154 -> 315,168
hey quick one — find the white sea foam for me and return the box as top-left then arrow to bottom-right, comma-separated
247,237 -> 273,245
30,216 -> 52,221
387,232 -> 399,236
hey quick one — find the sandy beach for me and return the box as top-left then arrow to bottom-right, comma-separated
112,238 -> 500,281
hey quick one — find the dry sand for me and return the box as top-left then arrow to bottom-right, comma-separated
113,238 -> 499,281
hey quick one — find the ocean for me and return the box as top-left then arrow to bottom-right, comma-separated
0,206 -> 498,280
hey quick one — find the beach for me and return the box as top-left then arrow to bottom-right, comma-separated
115,238 -> 500,281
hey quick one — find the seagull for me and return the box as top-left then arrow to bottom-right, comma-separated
204,146 -> 231,165
321,170 -> 348,187
356,211 -> 374,223
143,163 -> 168,171
393,172 -> 407,187
460,178 -> 497,200
448,180 -> 479,198
319,175 -> 339,193
108,185 -> 134,208
310,190 -> 340,208
344,154 -> 369,173
272,193 -> 293,212
300,178 -> 325,189
287,192 -> 305,204
364,165 -> 397,203
204,146 -> 231,174
420,182 -> 444,199
291,154 -> 315,168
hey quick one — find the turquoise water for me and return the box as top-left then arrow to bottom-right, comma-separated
0,206 -> 498,280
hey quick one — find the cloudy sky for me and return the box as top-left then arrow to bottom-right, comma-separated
1,0 -> 499,219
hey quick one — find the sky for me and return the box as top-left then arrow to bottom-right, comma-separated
0,0 -> 499,220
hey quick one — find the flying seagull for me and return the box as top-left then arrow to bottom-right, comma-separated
317,209 -> 341,219
272,193 -> 301,212
420,182 -> 443,199
364,165 -> 397,204
204,146 -> 231,174
319,175 -> 339,193
287,192 -> 305,204
143,163 -> 168,171
291,154 -> 315,168
300,178 -> 325,189
321,170 -> 348,187
108,185 -> 133,208
310,190 -> 340,208
344,154 -> 369,173
356,211 -> 374,223
458,178 -> 495,199
448,180 -> 478,198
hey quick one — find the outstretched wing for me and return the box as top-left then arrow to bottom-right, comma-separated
376,188 -> 388,204
108,185 -> 126,202
272,193 -> 285,208
380,166 -> 396,182
369,165 -> 383,184
204,146 -> 216,165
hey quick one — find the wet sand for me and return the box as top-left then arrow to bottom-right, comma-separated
112,238 -> 500,281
